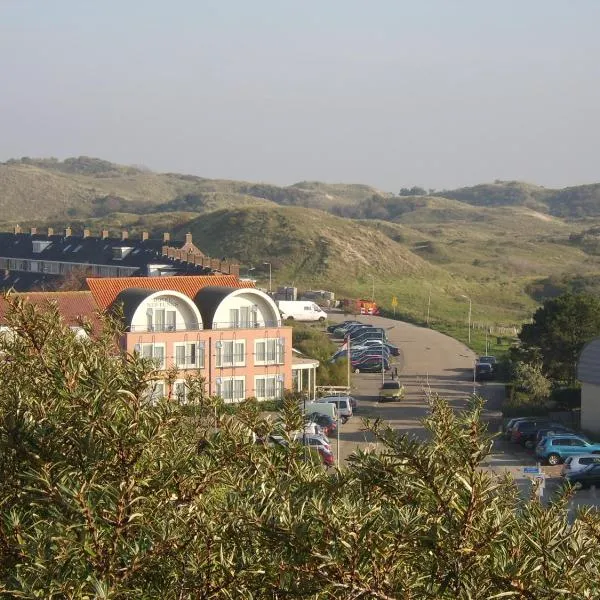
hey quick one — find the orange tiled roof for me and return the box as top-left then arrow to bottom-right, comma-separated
86,275 -> 254,309
0,291 -> 101,329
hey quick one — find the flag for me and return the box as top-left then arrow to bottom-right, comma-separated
339,335 -> 350,351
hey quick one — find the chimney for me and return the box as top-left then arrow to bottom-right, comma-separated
47,227 -> 54,236
163,232 -> 170,243
141,231 -> 148,241
121,230 -> 128,241
30,227 -> 37,235
64,227 -> 72,237
83,228 -> 90,238
185,232 -> 193,245
14,225 -> 21,234
101,229 -> 109,239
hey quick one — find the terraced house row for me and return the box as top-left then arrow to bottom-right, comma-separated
0,274 -> 319,403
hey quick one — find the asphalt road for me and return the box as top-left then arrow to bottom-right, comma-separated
325,312 -> 600,510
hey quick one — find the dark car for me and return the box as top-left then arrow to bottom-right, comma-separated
352,357 -> 390,373
475,362 -> 494,381
503,417 -> 543,440
565,463 -> 600,488
327,320 -> 359,334
511,419 -> 558,445
352,331 -> 388,344
306,412 -> 338,436
478,356 -> 498,371
349,327 -> 385,340
519,425 -> 574,450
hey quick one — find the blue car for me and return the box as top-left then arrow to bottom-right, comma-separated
536,434 -> 600,466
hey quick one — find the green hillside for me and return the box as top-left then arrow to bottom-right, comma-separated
4,155 -> 600,339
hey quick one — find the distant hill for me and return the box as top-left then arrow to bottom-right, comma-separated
434,180 -> 600,218
171,205 -> 434,292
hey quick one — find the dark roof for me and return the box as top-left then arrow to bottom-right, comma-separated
194,286 -> 241,328
0,232 -> 189,269
0,271 -> 55,291
110,288 -> 155,325
579,338 -> 600,385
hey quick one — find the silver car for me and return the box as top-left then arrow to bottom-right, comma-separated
561,454 -> 600,477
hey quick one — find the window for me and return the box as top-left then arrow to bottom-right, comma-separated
174,342 -> 205,369
570,439 -> 586,447
146,380 -> 165,404
216,340 -> 245,367
216,377 -> 246,403
254,375 -> 283,400
139,343 -> 165,369
173,380 -> 188,404
230,309 -> 240,328
255,338 -> 284,365
166,310 -> 176,331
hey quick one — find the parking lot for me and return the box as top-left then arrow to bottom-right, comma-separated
325,312 -> 600,510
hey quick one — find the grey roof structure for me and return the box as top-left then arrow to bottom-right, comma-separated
578,338 -> 600,385
111,288 -> 156,326
0,229 -> 240,291
194,286 -> 236,328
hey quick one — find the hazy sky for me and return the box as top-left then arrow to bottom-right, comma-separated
1,0 -> 599,191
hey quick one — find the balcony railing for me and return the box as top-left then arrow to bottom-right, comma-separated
129,324 -> 203,332
211,319 -> 283,330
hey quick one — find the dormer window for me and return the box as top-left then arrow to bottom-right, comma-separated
32,240 -> 52,253
113,246 -> 133,260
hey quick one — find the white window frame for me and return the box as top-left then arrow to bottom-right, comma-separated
216,376 -> 246,403
138,343 -> 166,370
254,338 -> 285,366
146,380 -> 166,404
173,379 -> 189,404
253,375 -> 284,401
173,341 -> 205,369
216,340 -> 246,367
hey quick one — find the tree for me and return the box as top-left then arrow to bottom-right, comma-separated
513,360 -> 552,404
519,293 -> 600,383
2,296 -> 600,597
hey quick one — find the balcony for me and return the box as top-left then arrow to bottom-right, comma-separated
211,319 -> 282,330
129,323 -> 203,332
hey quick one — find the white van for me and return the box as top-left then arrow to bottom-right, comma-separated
302,401 -> 338,421
277,300 -> 327,322
317,396 -> 353,423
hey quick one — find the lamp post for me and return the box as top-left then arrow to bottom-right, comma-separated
460,294 -> 472,344
370,274 -> 375,303
263,262 -> 272,294
426,284 -> 432,326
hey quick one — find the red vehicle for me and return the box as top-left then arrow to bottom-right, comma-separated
342,298 -> 380,316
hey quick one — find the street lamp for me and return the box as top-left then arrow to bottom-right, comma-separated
263,262 -> 272,294
460,294 -> 472,344
370,274 -> 375,303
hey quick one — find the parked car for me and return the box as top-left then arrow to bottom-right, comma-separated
327,320 -> 359,334
565,463 -> 600,489
378,380 -> 405,402
317,396 -> 353,423
534,426 -> 576,447
519,424 -> 574,450
352,329 -> 387,342
331,323 -> 369,338
353,357 -> 390,373
353,339 -> 400,356
477,355 -> 498,372
536,434 -> 600,465
475,362 -> 494,381
561,454 -> 600,477
318,446 -> 335,468
306,412 -> 338,436
510,419 -> 558,444
296,432 -> 332,453
503,417 -> 543,440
